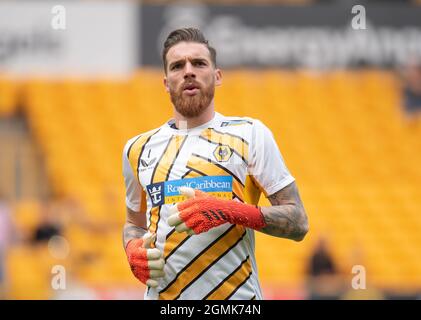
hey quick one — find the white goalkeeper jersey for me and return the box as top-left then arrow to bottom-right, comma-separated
122,112 -> 295,300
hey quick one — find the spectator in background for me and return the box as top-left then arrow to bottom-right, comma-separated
32,201 -> 62,244
306,236 -> 344,299
400,56 -> 421,118
0,193 -> 14,298
308,237 -> 336,276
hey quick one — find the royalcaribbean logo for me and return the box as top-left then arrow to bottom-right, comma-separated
146,176 -> 233,207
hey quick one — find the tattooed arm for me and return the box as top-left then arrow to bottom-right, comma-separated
123,207 -> 148,248
259,182 -> 309,241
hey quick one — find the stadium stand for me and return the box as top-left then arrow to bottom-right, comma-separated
1,69 -> 420,299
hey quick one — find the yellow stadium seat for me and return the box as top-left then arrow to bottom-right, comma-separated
2,69 -> 419,294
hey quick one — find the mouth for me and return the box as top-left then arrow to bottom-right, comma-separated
182,83 -> 200,96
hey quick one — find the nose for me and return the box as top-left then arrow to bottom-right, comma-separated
183,62 -> 196,80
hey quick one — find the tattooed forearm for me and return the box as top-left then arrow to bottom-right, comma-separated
260,205 -> 308,241
123,222 -> 147,248
259,182 -> 309,241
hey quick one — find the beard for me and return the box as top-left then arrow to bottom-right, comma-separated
170,79 -> 215,118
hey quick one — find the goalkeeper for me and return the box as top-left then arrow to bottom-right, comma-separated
122,27 -> 309,300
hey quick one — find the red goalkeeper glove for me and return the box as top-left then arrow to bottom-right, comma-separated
167,187 -> 267,235
125,232 -> 165,287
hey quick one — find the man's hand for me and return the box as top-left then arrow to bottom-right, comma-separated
125,232 -> 165,287
167,186 -> 266,235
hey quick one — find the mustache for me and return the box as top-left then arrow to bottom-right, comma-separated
181,81 -> 201,90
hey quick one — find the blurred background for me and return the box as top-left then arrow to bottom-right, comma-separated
0,0 -> 421,300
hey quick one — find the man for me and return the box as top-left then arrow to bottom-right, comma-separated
122,28 -> 308,300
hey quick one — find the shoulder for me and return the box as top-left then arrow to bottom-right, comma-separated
123,126 -> 163,157
213,115 -> 274,142
218,115 -> 255,128
217,115 -> 270,130
218,116 -> 274,139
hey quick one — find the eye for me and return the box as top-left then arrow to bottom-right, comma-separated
171,63 -> 182,70
194,61 -> 206,67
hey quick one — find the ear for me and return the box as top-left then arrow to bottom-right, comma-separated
163,76 -> 169,93
215,69 -> 222,87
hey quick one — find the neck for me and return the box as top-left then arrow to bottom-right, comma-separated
174,101 -> 215,129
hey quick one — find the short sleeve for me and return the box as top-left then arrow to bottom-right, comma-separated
122,138 -> 143,212
248,120 -> 295,197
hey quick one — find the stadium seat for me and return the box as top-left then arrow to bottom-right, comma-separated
2,69 -> 421,297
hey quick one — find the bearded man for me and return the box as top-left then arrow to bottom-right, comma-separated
122,27 -> 309,300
